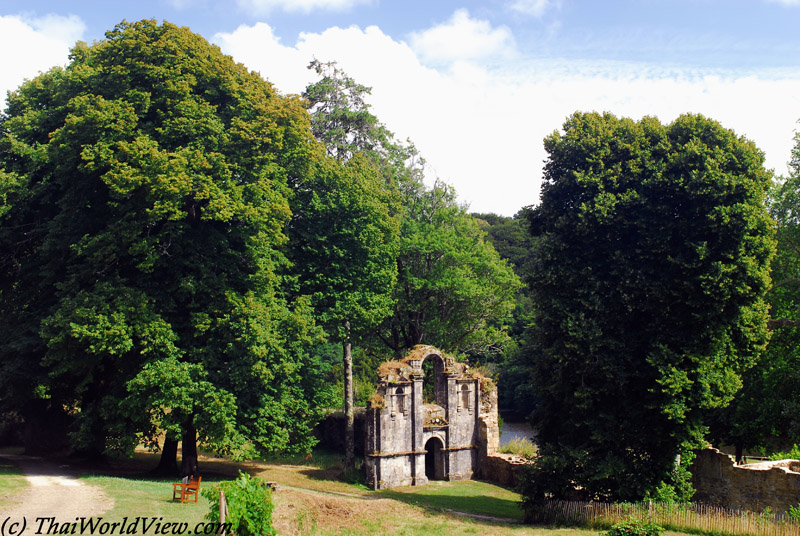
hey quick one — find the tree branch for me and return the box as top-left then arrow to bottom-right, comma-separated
768,318 -> 800,329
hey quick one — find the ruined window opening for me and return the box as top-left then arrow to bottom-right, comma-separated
396,387 -> 405,414
422,359 -> 435,404
460,384 -> 470,411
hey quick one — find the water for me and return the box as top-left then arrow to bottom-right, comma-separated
500,420 -> 536,446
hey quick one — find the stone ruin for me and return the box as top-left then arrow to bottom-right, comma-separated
364,345 -> 500,489
692,447 -> 800,513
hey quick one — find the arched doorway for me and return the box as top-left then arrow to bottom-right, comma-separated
424,437 -> 444,481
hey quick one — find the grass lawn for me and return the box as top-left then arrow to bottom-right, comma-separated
79,475 -> 212,531
0,449 -> 704,535
379,479 -> 525,521
0,457 -> 28,509
70,450 -> 598,535
274,484 -> 604,536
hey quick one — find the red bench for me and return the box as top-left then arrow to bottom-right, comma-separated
172,476 -> 201,503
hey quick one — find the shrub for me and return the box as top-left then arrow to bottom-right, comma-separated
499,437 -> 537,458
606,518 -> 665,536
768,444 -> 800,461
788,503 -> 800,520
203,471 -> 275,536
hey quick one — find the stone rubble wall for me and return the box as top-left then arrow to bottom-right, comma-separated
477,388 -> 500,462
479,453 -> 531,488
475,387 -> 533,488
692,447 -> 800,513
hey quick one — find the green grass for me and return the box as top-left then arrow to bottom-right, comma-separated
499,437 -> 538,458
0,457 -> 28,508
380,480 -> 525,521
80,475 -> 212,533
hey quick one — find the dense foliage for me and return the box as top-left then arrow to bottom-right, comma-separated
203,472 -> 276,536
377,179 -> 522,357
0,20 -> 329,459
606,519 -> 665,536
708,125 -> 800,458
302,62 -> 520,361
472,210 -> 538,412
521,112 -> 775,503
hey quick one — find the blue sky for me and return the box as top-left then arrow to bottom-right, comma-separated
2,0 -> 800,214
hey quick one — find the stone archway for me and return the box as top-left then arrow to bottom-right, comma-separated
424,437 -> 444,481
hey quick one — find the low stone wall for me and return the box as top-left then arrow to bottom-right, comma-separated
692,447 -> 800,513
479,453 -> 531,488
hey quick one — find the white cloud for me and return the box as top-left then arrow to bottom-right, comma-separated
25,13 -> 85,44
507,0 -> 561,17
215,22 -> 314,92
0,14 -> 85,104
3,14 -> 796,217
236,0 -> 370,15
408,9 -> 515,65
766,0 -> 800,5
166,0 -> 197,9
216,21 -> 800,216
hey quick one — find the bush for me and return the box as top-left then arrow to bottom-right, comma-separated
606,518 -> 665,536
768,444 -> 800,461
203,471 -> 276,536
788,503 -> 800,520
499,437 -> 537,458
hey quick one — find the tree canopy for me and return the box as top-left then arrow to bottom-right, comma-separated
0,19 -> 327,459
302,60 -> 520,361
521,112 -> 775,503
707,123 -> 800,458
377,180 -> 521,357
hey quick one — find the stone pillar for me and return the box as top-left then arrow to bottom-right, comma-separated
411,373 -> 427,485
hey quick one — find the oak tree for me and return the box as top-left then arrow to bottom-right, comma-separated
521,112 -> 775,503
0,20 -> 326,466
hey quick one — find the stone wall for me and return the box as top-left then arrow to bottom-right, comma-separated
480,453 -> 531,488
692,447 -> 800,513
477,388 -> 499,462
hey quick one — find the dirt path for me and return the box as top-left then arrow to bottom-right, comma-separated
0,454 -> 114,525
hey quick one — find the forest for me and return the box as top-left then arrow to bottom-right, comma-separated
0,19 -> 798,505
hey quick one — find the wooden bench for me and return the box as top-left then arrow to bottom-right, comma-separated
173,476 -> 201,503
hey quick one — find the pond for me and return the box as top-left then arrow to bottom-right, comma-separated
499,420 -> 535,446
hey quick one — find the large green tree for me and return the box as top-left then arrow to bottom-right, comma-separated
708,125 -> 800,458
302,61 -> 519,397
0,20 -> 326,466
286,153 -> 399,467
472,210 -> 539,412
298,61 -> 400,467
521,112 -> 775,504
376,180 -> 521,357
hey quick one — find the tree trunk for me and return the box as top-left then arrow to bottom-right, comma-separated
181,421 -> 199,477
735,442 -> 744,464
343,320 -> 355,469
153,437 -> 179,475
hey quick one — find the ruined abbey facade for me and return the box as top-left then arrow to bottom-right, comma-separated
364,346 -> 500,489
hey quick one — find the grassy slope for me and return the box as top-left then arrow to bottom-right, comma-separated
0,449 -> 604,535
0,457 -> 29,509
79,476 -> 212,528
